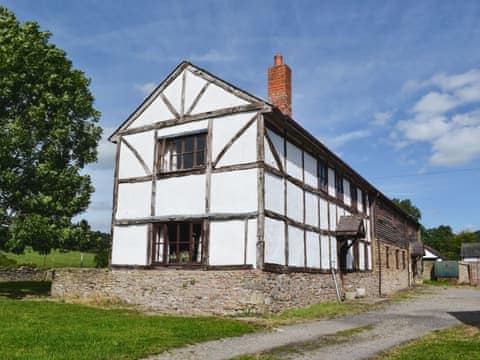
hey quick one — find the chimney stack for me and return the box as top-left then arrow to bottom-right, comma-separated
268,54 -> 292,117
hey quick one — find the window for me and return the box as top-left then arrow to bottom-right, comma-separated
386,246 -> 390,268
159,132 -> 206,172
402,251 -> 406,270
318,159 -> 328,189
395,249 -> 400,269
335,173 -> 344,199
152,222 -> 203,265
351,185 -> 357,209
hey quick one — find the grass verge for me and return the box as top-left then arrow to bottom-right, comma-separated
0,248 -> 95,269
375,324 -> 480,360
0,296 -> 258,360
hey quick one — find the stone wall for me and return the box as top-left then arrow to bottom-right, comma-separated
0,267 -> 53,282
52,268 -> 340,315
377,241 -> 410,294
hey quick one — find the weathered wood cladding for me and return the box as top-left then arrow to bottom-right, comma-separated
374,199 -> 417,249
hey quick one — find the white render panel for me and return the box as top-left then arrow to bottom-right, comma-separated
216,120 -> 257,167
246,219 -> 257,267
265,172 -> 284,214
265,217 -> 285,265
328,168 -> 336,196
306,231 -> 320,269
210,169 -> 257,213
359,242 -> 365,270
319,198 -> 329,230
163,71 -> 183,114
304,152 -> 317,188
366,220 -> 371,243
209,221 -> 244,265
111,225 -> 148,265
185,70 -> 208,112
329,203 -> 337,231
191,82 -> 249,115
305,192 -> 319,227
266,129 -> 285,163
357,188 -> 364,212
337,207 -> 346,222
288,226 -> 304,267
343,179 -> 351,206
156,175 -> 205,216
321,234 -> 330,269
118,142 -> 149,178
123,131 -> 154,173
128,94 -> 172,129
156,120 -> 208,138
116,182 -> 151,219
211,112 -> 257,161
265,137 -> 280,170
331,235 -> 338,269
287,181 -> 303,223
286,141 -> 303,180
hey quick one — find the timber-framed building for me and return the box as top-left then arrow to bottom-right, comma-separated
58,54 -> 424,314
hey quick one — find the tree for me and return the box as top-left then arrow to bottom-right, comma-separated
423,225 -> 455,259
391,198 -> 422,222
0,7 -> 102,254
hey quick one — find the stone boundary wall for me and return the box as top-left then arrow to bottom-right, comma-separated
0,267 -> 53,282
52,268 -> 342,315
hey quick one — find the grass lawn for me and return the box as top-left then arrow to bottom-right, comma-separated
376,325 -> 480,360
0,281 -> 258,360
0,247 -> 95,269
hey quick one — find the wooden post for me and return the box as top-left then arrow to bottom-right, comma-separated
256,114 -> 265,270
109,138 -> 122,268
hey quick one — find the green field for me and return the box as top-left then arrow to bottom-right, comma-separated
0,281 -> 258,360
0,248 -> 95,269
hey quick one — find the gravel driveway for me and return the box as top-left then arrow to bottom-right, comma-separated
145,287 -> 480,360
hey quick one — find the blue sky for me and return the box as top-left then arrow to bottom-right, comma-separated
4,0 -> 480,233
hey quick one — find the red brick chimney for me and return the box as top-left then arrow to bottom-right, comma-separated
268,54 -> 292,117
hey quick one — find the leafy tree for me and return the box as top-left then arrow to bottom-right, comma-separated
391,198 -> 422,222
423,225 -> 455,259
0,7 -> 101,254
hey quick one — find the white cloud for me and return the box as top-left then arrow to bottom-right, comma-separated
429,127 -> 480,166
371,111 -> 392,126
325,130 -> 371,149
395,68 -> 480,167
134,82 -> 157,96
89,127 -> 116,170
403,69 -> 480,93
412,92 -> 458,115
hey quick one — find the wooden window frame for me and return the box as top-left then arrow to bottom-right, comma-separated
158,132 -> 207,173
351,184 -> 357,210
386,246 -> 390,269
318,159 -> 328,190
335,172 -> 344,200
395,249 -> 400,269
151,221 -> 204,266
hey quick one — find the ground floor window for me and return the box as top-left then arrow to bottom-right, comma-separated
152,221 -> 203,265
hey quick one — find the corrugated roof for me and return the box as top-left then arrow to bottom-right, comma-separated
461,243 -> 480,258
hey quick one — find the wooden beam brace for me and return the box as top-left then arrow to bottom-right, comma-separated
121,137 -> 152,176
212,114 -> 257,167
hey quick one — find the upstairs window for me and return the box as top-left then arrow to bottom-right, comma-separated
159,132 -> 206,172
335,173 -> 344,199
351,185 -> 358,209
318,160 -> 328,189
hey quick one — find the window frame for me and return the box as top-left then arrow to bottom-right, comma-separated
158,132 -> 207,173
151,221 -> 204,266
335,172 -> 344,199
